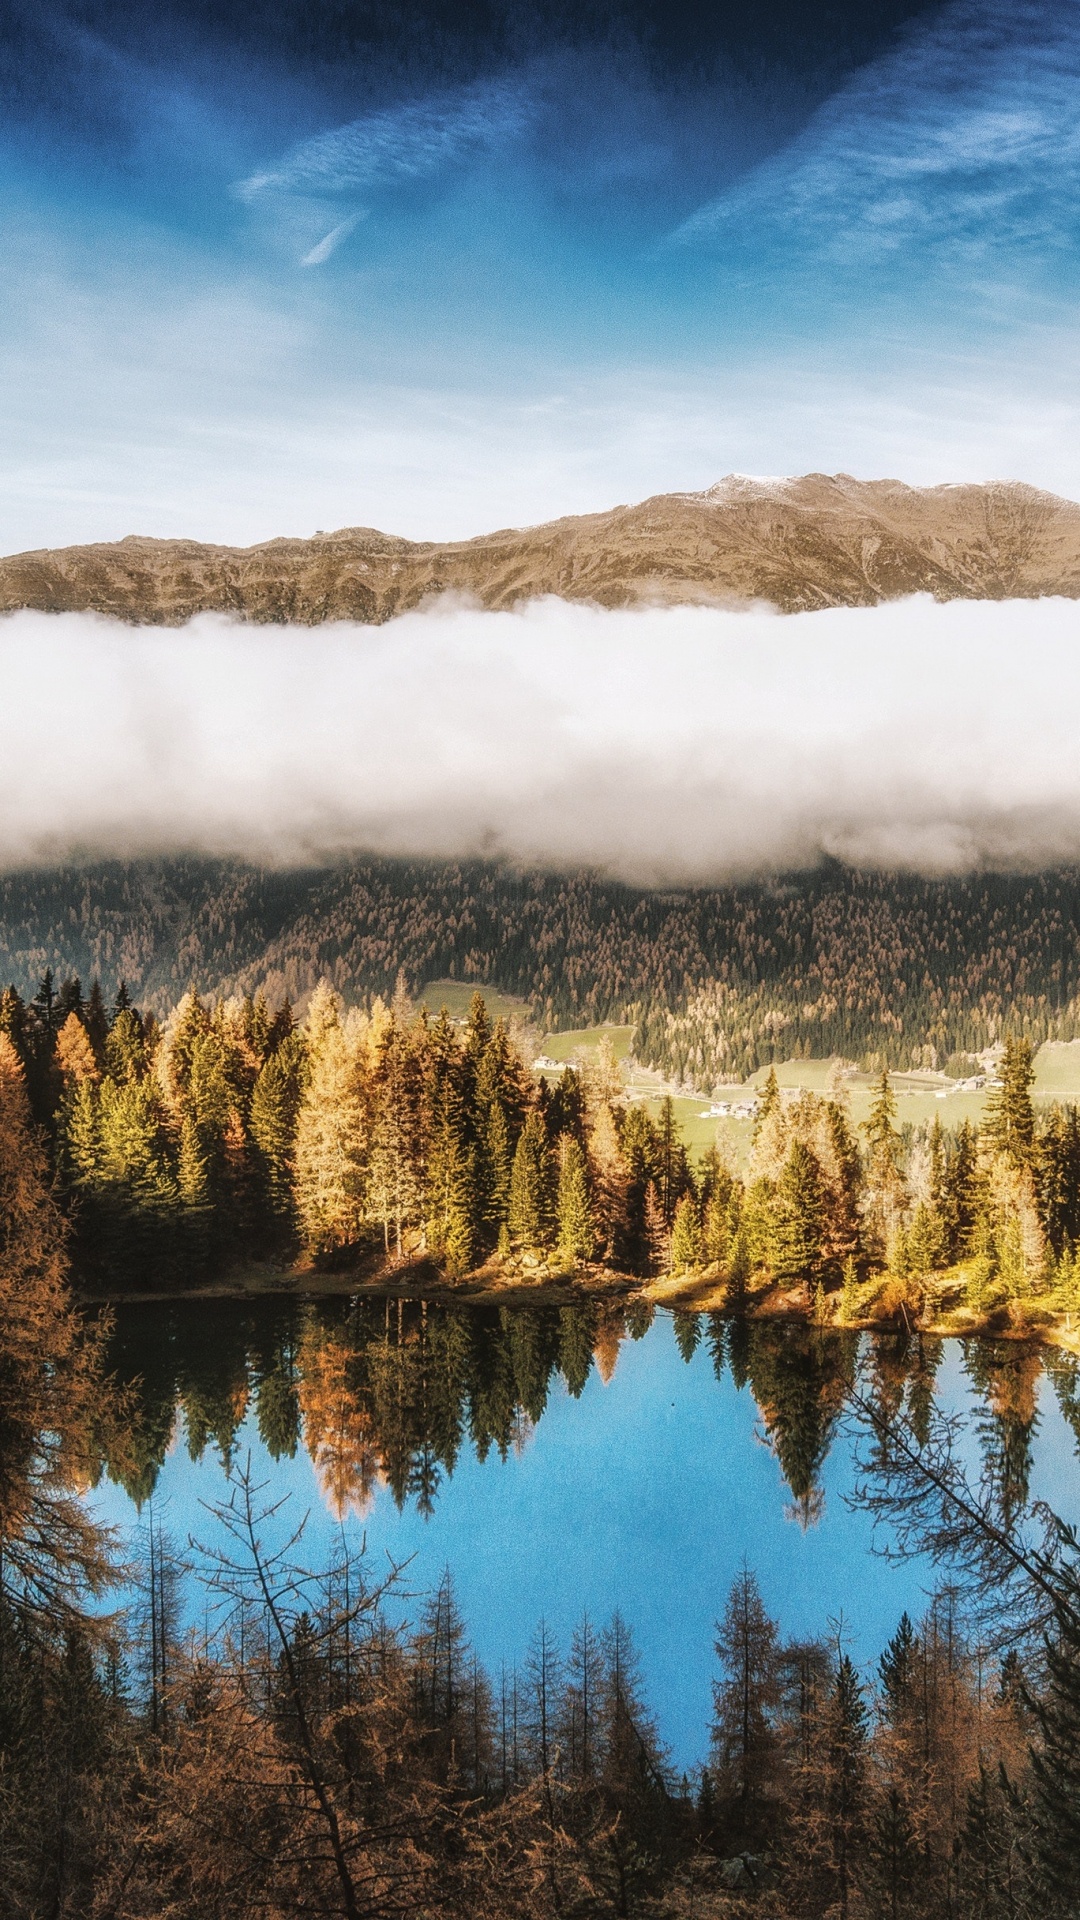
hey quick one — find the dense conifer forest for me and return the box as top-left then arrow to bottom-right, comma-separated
6,857 -> 1080,1080
8,1025 -> 1080,1916
4,964 -> 1080,1333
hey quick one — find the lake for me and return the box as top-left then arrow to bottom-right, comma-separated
86,1293 -> 1080,1772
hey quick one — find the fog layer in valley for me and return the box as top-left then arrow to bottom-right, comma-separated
3,596 -> 1078,880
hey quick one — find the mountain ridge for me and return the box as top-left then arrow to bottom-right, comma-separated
3,472 -> 1080,622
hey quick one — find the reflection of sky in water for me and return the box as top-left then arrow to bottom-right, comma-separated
87,1314 -> 1080,1771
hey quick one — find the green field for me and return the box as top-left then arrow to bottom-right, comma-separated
541,1024 -> 635,1063
530,1030 -> 1080,1166
417,979 -> 532,1023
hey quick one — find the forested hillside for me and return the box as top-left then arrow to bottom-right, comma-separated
4,858 -> 1080,1082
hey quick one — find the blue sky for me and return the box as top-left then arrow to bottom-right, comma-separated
4,0 -> 1080,547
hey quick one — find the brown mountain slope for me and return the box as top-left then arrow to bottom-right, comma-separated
3,472 -> 1080,623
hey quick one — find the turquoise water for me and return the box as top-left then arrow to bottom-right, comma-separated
86,1297 -> 1080,1771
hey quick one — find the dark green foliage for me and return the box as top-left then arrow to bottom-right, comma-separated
12,858 -> 1080,1083
508,1111 -> 553,1249
878,1612 -> 918,1717
773,1140 -> 827,1285
986,1037 -> 1036,1167
556,1134 -> 594,1262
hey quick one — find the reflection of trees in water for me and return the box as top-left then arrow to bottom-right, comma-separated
964,1339 -> 1044,1528
739,1324 -> 858,1526
94,1296 -> 1059,1525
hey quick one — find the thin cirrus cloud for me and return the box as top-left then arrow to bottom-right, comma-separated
236,73 -> 537,263
3,595 -> 1080,880
672,0 -> 1080,282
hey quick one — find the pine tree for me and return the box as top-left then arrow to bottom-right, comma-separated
508,1111 -> 553,1249
703,1184 -> 733,1267
425,1066 -> 477,1277
863,1070 -> 906,1265
524,1617 -> 564,1782
557,1303 -> 596,1396
986,1036 -> 1036,1167
0,985 -> 27,1061
105,1007 -> 146,1086
669,1191 -> 703,1272
824,1652 -> 869,1920
412,1568 -> 491,1788
643,1178 -> 669,1275
249,1034 -> 306,1237
772,1139 -> 826,1284
556,1133 -> 593,1263
483,1099 -> 513,1243
672,1308 -> 702,1362
944,1118 -> 980,1260
654,1095 -> 690,1223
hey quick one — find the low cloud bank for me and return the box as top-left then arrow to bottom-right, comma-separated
2,596 -> 1080,880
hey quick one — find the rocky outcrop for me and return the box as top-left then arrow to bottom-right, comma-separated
4,472 -> 1080,623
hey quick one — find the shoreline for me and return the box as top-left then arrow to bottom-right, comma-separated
78,1250 -> 1080,1353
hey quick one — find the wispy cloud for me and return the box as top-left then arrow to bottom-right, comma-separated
237,75 -> 535,204
4,596 -> 1080,879
673,0 -> 1080,276
301,211 -> 366,267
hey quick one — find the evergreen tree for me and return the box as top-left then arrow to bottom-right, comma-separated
669,1191 -> 703,1272
773,1139 -> 826,1284
367,1017 -> 422,1258
0,984 -> 27,1060
878,1612 -> 919,1720
823,1652 -> 869,1920
556,1133 -> 593,1264
867,1784 -> 919,1920
425,1069 -> 477,1278
1039,1104 -> 1080,1254
642,1178 -> 669,1275
944,1118 -> 980,1260
249,1035 -> 306,1236
654,1095 -> 690,1223
508,1111 -> 553,1250
986,1036 -> 1036,1167
863,1071 -> 906,1265
483,1099 -> 513,1244
672,1308 -> 702,1362
557,1303 -> 596,1396
822,1098 -> 863,1274
105,1007 -> 146,1086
